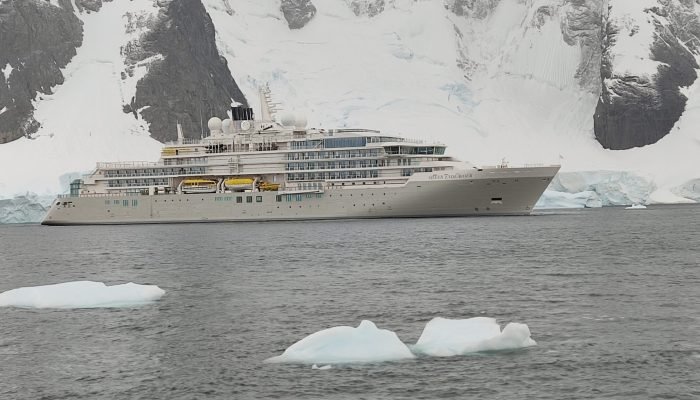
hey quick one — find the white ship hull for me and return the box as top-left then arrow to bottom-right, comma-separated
42,167 -> 558,225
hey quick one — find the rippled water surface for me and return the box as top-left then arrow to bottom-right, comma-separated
1,206 -> 700,399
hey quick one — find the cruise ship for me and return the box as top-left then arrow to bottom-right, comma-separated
42,88 -> 559,225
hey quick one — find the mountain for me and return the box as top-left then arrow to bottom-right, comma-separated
595,0 -> 700,150
1,0 -> 699,222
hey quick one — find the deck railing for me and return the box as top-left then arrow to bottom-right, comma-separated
96,161 -> 160,169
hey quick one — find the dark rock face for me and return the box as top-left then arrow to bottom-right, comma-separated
73,0 -> 112,13
348,0 -> 385,17
0,0 -> 82,143
280,0 -> 316,29
594,2 -> 700,150
447,0 -> 501,19
129,0 -> 247,142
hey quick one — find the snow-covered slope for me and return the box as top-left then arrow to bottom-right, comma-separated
1,0 -> 700,223
203,0 -> 700,204
0,1 -> 163,198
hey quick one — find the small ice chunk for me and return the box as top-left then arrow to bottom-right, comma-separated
2,63 -> 13,80
0,281 -> 165,309
266,320 -> 415,364
311,364 -> 332,370
412,317 -> 537,357
625,204 -> 647,209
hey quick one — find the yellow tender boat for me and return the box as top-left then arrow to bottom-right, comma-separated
224,177 -> 254,191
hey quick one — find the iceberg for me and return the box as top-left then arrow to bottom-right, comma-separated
535,189 -> 601,209
535,171 -> 672,209
266,320 -> 415,364
0,193 -> 54,224
412,317 -> 536,357
550,171 -> 656,206
0,281 -> 165,309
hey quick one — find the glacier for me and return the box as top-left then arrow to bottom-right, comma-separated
0,193 -> 54,224
1,0 -> 700,223
0,281 -> 165,309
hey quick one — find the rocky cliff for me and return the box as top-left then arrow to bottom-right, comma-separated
0,0 -> 82,143
3,0 -> 699,149
0,0 -> 246,144
595,0 -> 700,150
126,0 -> 247,142
280,0 -> 317,29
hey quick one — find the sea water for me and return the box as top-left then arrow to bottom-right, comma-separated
1,205 -> 699,399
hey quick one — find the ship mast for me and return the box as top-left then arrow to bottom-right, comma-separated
259,85 -> 280,123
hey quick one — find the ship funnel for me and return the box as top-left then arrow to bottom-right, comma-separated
232,106 -> 254,121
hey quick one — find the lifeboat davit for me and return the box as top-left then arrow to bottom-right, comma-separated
259,182 -> 280,191
182,179 -> 218,194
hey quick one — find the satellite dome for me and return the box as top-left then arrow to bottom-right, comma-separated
208,117 -> 223,132
222,118 -> 232,133
280,112 -> 296,127
294,114 -> 307,129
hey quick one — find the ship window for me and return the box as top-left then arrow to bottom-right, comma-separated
132,200 -> 138,207
296,194 -> 302,201
246,196 -> 253,203
122,200 -> 129,207
256,196 -> 263,203
236,196 -> 242,203
276,195 -> 282,202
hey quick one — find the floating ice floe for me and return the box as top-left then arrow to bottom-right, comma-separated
411,317 -> 537,357
265,320 -> 415,364
625,204 -> 647,210
0,281 -> 165,309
